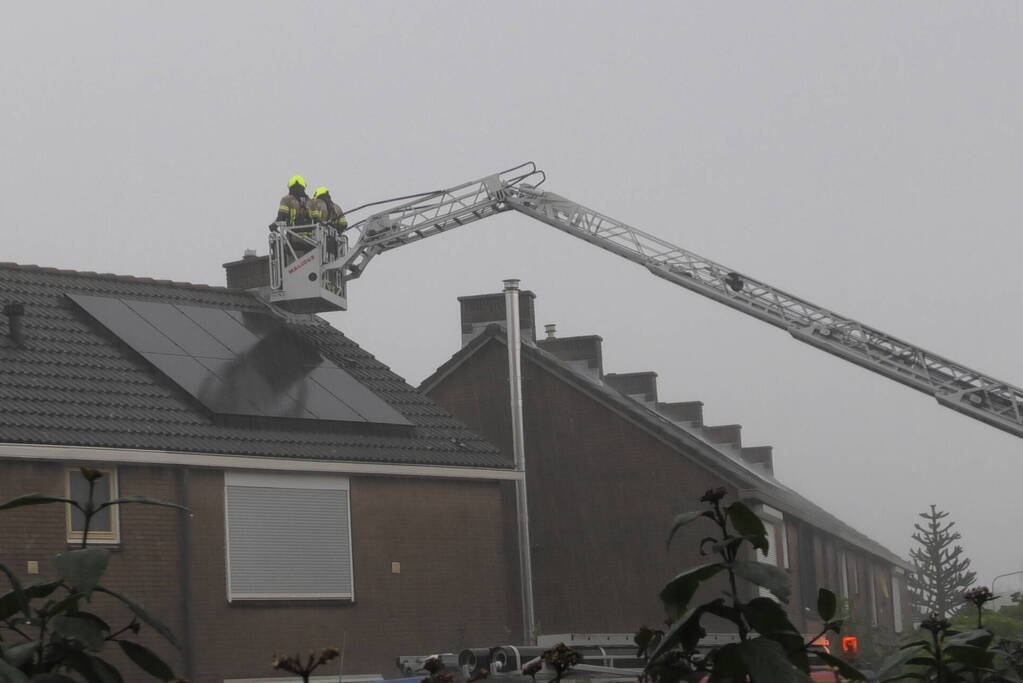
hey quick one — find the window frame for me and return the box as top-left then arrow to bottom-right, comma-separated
224,471 -> 355,602
65,467 -> 120,545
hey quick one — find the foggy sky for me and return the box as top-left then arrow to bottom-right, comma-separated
3,2 -> 1021,596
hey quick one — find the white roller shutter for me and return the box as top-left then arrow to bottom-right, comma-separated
225,472 -> 353,600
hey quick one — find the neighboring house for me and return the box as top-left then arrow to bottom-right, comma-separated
0,259 -> 520,682
421,290 -> 913,642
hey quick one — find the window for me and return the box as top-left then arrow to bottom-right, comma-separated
839,551 -> 849,599
757,520 -> 780,598
781,521 -> 790,569
892,573 -> 904,633
797,523 -> 818,611
868,564 -> 878,626
66,467 -> 119,544
225,471 -> 353,601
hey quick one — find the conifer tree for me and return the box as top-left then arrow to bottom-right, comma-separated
907,504 -> 976,619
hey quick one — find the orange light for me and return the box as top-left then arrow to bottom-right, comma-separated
841,636 -> 859,656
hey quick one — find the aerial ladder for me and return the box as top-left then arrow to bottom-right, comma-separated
268,162 -> 1023,440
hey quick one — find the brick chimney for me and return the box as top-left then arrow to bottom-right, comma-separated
537,335 -> 604,379
605,371 -> 658,404
223,250 -> 270,290
740,446 -> 774,476
458,291 -> 536,346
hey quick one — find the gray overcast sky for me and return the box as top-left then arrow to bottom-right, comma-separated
3,2 -> 1021,593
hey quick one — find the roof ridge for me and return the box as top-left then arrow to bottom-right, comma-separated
0,261 -> 230,293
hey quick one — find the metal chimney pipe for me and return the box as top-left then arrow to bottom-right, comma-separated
504,279 -> 535,644
4,303 -> 25,348
544,324 -> 556,340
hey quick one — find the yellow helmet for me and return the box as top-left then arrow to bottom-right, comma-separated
288,174 -> 307,189
313,186 -> 330,199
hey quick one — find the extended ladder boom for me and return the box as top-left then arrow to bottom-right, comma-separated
303,163 -> 1023,439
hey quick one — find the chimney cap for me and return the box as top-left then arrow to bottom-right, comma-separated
243,249 -> 258,260
544,323 -> 557,340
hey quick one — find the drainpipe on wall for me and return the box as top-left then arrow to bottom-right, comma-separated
177,467 -> 196,680
504,279 -> 536,644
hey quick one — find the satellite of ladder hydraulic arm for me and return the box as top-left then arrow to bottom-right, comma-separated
322,162 -> 1023,439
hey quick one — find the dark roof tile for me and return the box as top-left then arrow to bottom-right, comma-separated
0,263 -> 507,469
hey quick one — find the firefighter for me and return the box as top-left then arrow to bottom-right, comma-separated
308,187 -> 348,232
275,175 -> 311,227
308,187 -> 349,261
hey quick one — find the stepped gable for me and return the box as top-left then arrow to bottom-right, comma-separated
0,262 -> 505,468
423,313 -> 909,567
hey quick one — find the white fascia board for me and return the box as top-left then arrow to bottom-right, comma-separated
225,676 -> 381,683
0,443 -> 521,481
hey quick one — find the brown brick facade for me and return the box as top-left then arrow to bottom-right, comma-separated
0,459 -> 515,682
426,337 -> 912,640
427,340 -> 737,634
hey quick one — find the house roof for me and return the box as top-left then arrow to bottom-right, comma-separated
421,325 -> 910,568
0,262 -> 506,469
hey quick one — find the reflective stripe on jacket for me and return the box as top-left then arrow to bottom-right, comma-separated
308,197 -> 348,230
277,194 -> 309,225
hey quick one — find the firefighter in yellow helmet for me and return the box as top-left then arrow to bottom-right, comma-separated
307,187 -> 348,232
275,175 -> 311,226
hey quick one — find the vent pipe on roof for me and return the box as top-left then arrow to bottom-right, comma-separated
544,323 -> 556,340
504,279 -> 535,645
3,302 -> 25,348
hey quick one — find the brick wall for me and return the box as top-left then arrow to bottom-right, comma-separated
1,460 -> 514,682
426,338 -> 909,641
427,340 -> 738,634
0,460 -> 188,679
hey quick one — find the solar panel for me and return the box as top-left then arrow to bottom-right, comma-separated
69,294 -> 411,427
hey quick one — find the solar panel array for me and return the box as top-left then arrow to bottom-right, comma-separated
69,294 -> 411,427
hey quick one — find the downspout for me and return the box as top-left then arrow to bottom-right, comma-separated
504,279 -> 536,644
177,467 -> 196,679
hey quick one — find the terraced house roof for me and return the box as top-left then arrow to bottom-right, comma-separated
0,262 -> 506,469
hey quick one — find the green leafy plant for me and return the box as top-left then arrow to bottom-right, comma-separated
0,467 -> 187,683
636,487 -> 865,682
879,588 -> 1022,682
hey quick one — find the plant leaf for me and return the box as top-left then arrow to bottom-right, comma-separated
743,597 -> 800,637
52,614 -> 108,651
708,643 -> 746,683
727,502 -> 769,554
117,641 -> 175,681
945,629 -> 993,649
943,644 -> 994,669
666,511 -> 711,549
738,638 -> 811,683
84,656 -> 123,683
55,549 -> 110,595
0,494 -> 77,512
730,560 -> 791,603
815,650 -> 867,680
1,641 -> 41,669
30,675 -> 78,683
816,588 -> 837,622
644,607 -> 706,668
0,564 -> 29,620
659,563 -> 725,618
93,587 -> 179,650
0,580 -> 61,622
0,658 -> 31,683
94,497 -> 187,514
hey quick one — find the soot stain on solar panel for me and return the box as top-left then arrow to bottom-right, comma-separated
68,294 -> 412,430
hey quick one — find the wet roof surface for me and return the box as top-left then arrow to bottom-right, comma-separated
0,263 -> 506,468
